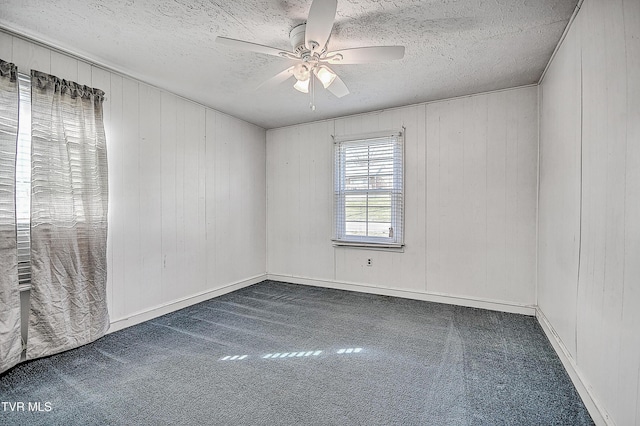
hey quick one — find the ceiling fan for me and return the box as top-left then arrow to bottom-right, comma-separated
216,0 -> 405,110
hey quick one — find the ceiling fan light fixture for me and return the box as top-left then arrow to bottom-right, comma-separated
294,78 -> 310,93
315,66 -> 337,88
293,63 -> 311,81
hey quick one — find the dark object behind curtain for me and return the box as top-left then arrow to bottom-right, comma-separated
27,70 -> 109,360
0,60 -> 22,373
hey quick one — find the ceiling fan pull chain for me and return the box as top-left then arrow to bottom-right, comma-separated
310,74 -> 316,111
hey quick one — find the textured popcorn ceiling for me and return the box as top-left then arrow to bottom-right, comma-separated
0,0 -> 578,128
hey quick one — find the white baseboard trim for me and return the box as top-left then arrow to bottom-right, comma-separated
266,274 -> 536,316
108,274 -> 267,334
535,308 -> 611,426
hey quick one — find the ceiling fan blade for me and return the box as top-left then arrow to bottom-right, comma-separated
256,67 -> 295,90
305,0 -> 337,50
326,74 -> 349,98
323,46 -> 405,64
216,37 -> 288,58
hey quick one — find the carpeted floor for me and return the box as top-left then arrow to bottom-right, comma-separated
0,280 -> 593,425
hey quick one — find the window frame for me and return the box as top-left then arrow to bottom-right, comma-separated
332,129 -> 405,249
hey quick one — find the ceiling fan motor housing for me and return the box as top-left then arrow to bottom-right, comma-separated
290,24 -> 308,55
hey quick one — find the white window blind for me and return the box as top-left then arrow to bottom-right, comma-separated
333,130 -> 404,247
16,72 -> 31,288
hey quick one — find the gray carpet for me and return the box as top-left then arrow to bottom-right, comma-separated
0,280 -> 593,425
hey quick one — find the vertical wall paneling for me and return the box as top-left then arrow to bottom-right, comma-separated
424,102 -> 440,294
265,127 -> 276,274
77,61 -> 92,87
405,104 -> 427,293
538,0 -> 640,423
182,100 -> 205,296
389,106 -> 427,293
204,109 -> 216,288
578,0 -> 632,421
228,115 -> 246,282
289,123 -> 300,278
266,126 -> 288,275
622,0 -> 640,422
137,84 -> 163,309
106,72 -> 124,319
236,119 -> 250,280
464,96 -> 488,297
429,99 -> 465,296
214,113 -> 231,285
252,123 -> 267,275
209,112 -> 267,286
278,120 -> 335,281
120,78 -> 142,314
176,98 -> 189,298
196,105 -> 207,293
296,123 -> 312,278
538,13 -> 582,358
309,121 -> 335,281
0,32 -> 12,59
282,125 -> 299,276
511,90 -> 538,304
485,93 -> 508,302
172,98 -> 184,297
50,51 -> 77,82
286,125 -> 301,277
160,92 -> 178,301
425,88 -> 536,304
11,37 -> 50,74
268,86 -> 538,308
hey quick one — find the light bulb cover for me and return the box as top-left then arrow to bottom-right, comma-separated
293,63 -> 311,81
294,78 -> 309,93
315,66 -> 337,88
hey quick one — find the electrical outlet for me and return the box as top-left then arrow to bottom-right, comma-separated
367,258 -> 372,266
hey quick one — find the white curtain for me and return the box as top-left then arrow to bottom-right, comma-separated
0,60 -> 22,373
27,70 -> 109,360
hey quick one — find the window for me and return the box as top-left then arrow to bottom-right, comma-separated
333,130 -> 404,247
16,72 -> 31,289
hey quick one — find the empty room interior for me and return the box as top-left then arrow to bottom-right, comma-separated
0,0 -> 638,424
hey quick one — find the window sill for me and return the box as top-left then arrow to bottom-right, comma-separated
332,240 -> 405,252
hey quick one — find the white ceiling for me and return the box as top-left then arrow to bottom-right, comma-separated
0,0 -> 577,129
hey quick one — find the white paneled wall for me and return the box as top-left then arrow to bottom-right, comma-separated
1,31 -> 267,330
538,16 -> 582,359
425,91 -> 538,305
538,0 -> 640,424
267,86 -> 538,310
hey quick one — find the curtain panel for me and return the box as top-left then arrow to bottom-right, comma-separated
27,70 -> 109,360
0,59 -> 22,373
